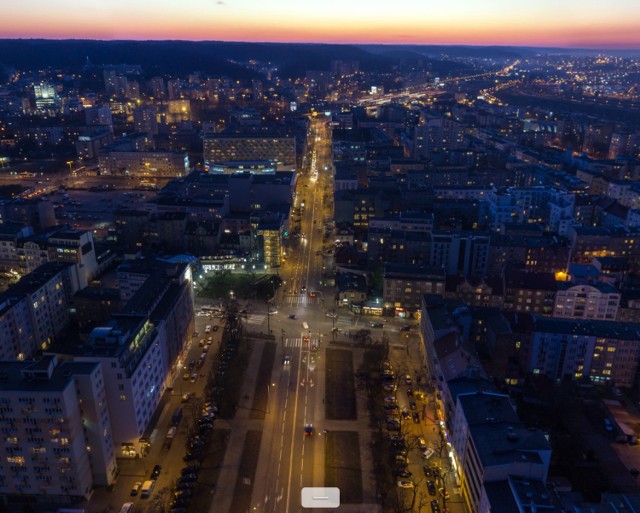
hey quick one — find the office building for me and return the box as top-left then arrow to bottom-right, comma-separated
204,134 -> 296,167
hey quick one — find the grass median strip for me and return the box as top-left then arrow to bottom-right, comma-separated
250,341 -> 276,420
325,348 -> 357,420
230,430 -> 263,513
325,431 -> 363,504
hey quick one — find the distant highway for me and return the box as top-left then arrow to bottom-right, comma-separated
357,59 -> 519,106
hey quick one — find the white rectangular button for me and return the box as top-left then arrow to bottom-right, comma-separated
301,487 -> 340,508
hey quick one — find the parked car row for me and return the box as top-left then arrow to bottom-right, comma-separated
169,466 -> 201,513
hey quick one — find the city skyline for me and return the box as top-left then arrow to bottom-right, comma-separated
2,0 -> 640,49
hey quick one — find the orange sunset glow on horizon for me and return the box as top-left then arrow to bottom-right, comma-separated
1,0 -> 640,49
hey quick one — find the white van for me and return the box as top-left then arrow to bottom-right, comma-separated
302,322 -> 309,330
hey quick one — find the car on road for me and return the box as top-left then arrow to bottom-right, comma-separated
402,410 -> 410,420
423,465 -> 432,477
400,325 -> 412,332
422,448 -> 435,460
130,482 -> 142,496
430,500 -> 440,513
412,412 -> 420,423
304,424 -> 313,436
190,373 -> 198,383
405,374 -> 412,386
188,359 -> 196,370
151,465 -> 162,480
418,437 -> 427,450
370,322 -> 384,328
283,354 -> 291,365
288,314 -> 297,319
410,401 -> 417,410
183,372 -> 191,380
181,393 -> 191,403
394,470 -> 412,479
397,480 -> 414,489
212,325 -> 219,332
427,480 -> 436,496
406,388 -> 413,397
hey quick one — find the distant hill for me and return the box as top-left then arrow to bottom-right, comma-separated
2,40 -> 635,82
0,39 -> 395,79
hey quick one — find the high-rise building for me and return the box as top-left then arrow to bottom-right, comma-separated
0,356 -> 117,502
150,76 -> 166,99
133,106 -> 159,135
33,82 -> 58,111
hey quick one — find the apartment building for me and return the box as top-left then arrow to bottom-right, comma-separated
0,263 -> 78,360
525,316 -> 640,387
383,264 -> 445,317
553,281 -> 620,320
452,391 -> 551,513
0,356 -> 116,504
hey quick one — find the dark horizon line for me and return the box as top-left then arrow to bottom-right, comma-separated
1,37 -> 639,53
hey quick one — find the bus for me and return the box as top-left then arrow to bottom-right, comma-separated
302,322 -> 309,330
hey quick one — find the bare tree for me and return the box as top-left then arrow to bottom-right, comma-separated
148,486 -> 173,513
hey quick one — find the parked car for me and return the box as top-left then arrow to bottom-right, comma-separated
412,412 -> 420,423
422,448 -> 435,460
130,482 -> 142,496
427,481 -> 436,496
397,480 -> 414,489
151,465 -> 162,480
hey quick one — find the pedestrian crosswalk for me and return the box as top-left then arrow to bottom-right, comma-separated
284,337 -> 305,347
283,295 -> 321,307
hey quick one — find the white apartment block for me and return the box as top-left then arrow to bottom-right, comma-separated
0,356 -> 116,504
553,282 -> 620,320
71,316 -> 169,457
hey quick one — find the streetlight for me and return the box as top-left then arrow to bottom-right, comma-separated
66,161 -> 73,174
